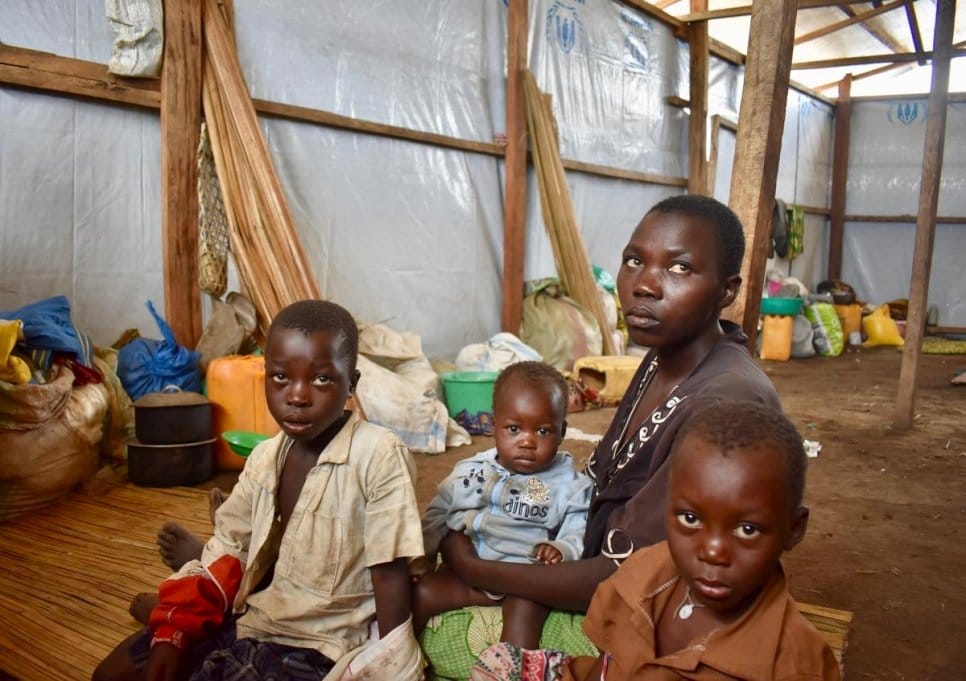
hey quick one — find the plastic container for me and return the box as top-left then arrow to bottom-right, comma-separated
440,371 -> 499,435
571,355 -> 644,406
760,297 -> 803,316
834,303 -> 862,338
206,355 -> 280,470
222,430 -> 271,458
760,315 -> 793,361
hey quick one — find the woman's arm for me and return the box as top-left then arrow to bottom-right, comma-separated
440,532 -> 616,612
371,557 -> 412,637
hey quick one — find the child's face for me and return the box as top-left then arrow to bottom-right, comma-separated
264,327 -> 359,445
617,211 -> 739,351
665,433 -> 808,618
492,378 -> 565,475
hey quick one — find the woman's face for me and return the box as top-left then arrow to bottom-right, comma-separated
616,210 -> 738,352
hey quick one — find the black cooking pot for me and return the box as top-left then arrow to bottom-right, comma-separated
133,388 -> 213,445
127,437 -> 215,487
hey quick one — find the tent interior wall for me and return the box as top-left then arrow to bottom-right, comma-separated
2,0 -> 962,362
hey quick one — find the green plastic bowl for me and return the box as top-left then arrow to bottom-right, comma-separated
221,430 -> 271,458
760,297 -> 803,316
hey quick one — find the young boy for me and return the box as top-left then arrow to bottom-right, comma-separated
475,400 -> 839,680
414,361 -> 592,649
94,300 -> 426,681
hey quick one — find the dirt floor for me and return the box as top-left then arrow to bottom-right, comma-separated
413,347 -> 966,680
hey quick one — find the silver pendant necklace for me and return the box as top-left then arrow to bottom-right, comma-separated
676,585 -> 706,620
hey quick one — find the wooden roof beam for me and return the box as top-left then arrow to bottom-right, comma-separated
794,47 -> 966,68
794,0 -> 907,45
681,0 -> 882,23
616,0 -> 684,31
836,3 -> 909,59
802,39 -> 966,90
904,0 -> 927,64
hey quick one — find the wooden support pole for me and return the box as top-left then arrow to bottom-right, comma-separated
828,74 -> 851,281
895,0 -> 956,429
502,0 -> 528,335
688,0 -> 710,196
725,0 -> 797,341
160,0 -> 203,347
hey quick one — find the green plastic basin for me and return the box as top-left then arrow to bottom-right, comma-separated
221,430 -> 271,458
760,297 -> 803,316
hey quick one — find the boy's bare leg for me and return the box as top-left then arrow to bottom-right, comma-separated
156,488 -> 225,571
412,565 -> 494,633
129,592 -> 159,625
500,596 -> 550,650
92,628 -> 149,681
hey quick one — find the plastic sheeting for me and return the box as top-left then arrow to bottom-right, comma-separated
2,0 -> 962,360
844,101 -> 966,326
710,85 -> 835,294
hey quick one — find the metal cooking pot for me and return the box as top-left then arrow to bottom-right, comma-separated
127,437 -> 215,487
133,387 -> 213,445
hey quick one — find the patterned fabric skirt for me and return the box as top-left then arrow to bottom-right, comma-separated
470,642 -> 572,681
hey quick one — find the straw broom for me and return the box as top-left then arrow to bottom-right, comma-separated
523,71 -> 615,355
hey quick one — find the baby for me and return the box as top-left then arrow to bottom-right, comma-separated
414,361 -> 592,649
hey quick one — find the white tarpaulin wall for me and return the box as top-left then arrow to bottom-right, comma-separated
844,101 -> 966,326
1,0 -> 961,359
711,84 -> 835,294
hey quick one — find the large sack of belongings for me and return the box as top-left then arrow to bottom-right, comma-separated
0,297 -> 132,521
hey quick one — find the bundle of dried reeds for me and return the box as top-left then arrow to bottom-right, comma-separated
523,71 -> 615,355
201,0 -> 320,329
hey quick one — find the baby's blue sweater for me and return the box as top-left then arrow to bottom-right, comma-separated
422,448 -> 592,563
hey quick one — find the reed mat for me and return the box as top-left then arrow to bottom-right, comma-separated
0,483 -> 210,680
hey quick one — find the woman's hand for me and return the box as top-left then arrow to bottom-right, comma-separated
439,531 -> 477,580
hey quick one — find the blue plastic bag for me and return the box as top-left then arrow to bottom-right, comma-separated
117,301 -> 201,401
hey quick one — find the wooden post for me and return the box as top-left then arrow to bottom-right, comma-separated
688,0 -> 710,195
895,0 -> 956,428
502,0 -> 528,335
828,74 -> 852,280
160,0 -> 203,346
725,0 -> 797,341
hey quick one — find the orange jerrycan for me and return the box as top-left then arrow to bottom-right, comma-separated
206,355 -> 280,470
759,315 -> 793,361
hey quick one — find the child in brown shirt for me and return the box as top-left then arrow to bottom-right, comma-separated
472,401 -> 840,681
